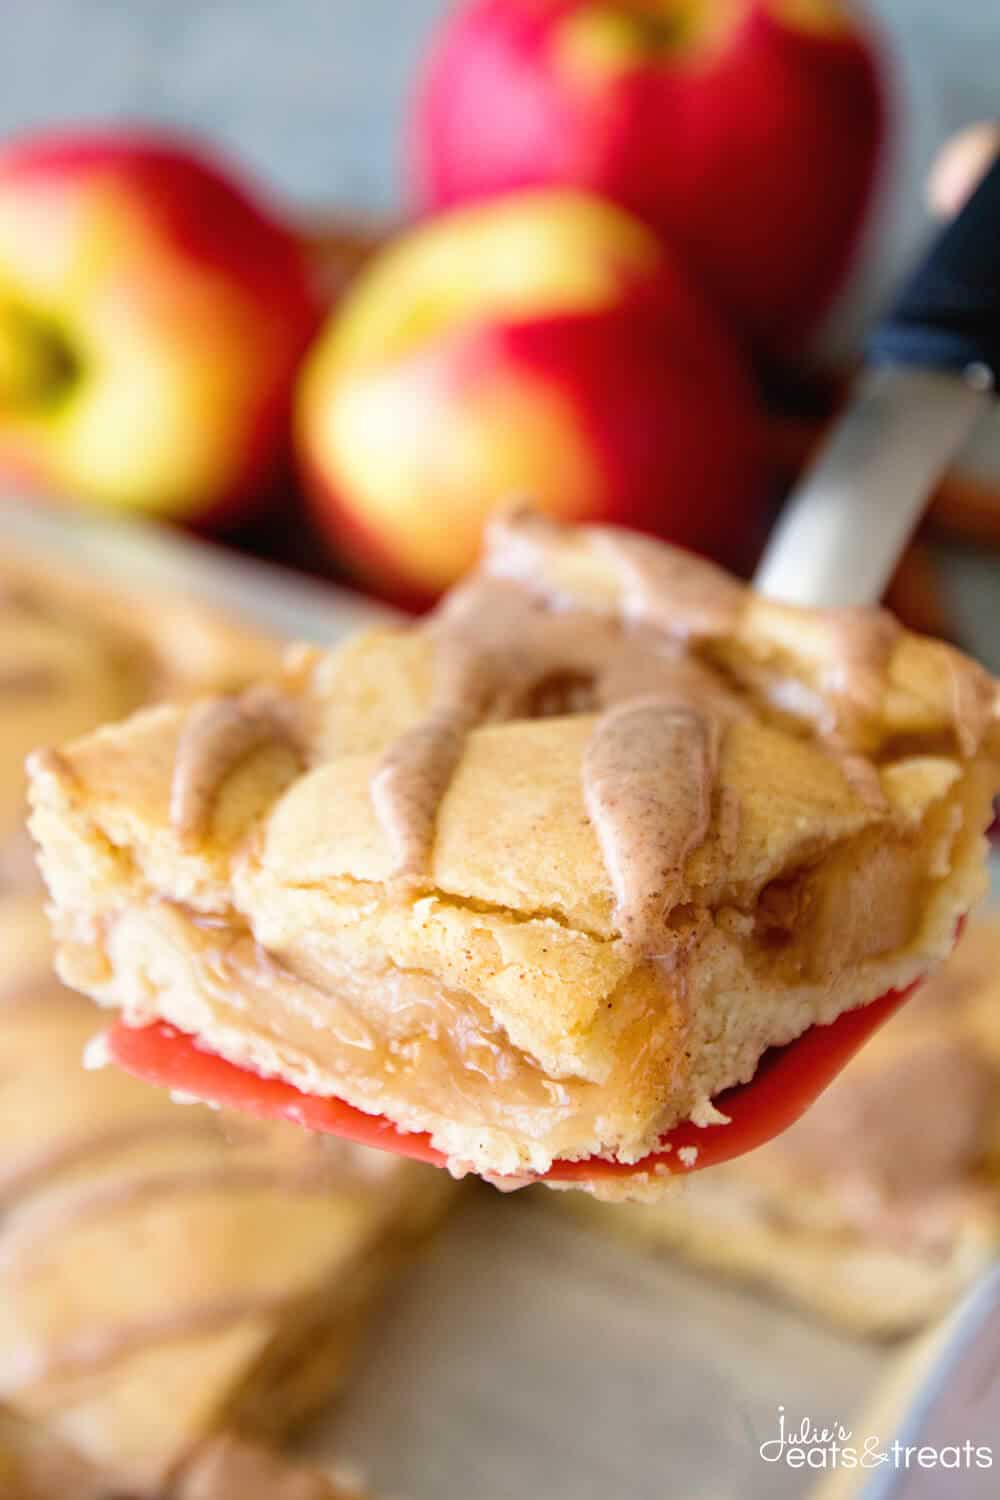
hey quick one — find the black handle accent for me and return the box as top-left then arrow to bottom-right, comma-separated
867,153 -> 1000,382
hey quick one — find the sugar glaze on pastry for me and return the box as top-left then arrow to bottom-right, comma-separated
29,513 -> 1000,1194
363,513 -> 927,954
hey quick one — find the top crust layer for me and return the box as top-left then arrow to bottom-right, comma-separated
28,514 -> 1000,1182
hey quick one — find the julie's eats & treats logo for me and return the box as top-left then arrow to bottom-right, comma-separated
758,1405 -> 993,1475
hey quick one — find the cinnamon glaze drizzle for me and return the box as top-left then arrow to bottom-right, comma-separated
366,512 -> 992,954
170,694 -> 303,844
161,512 -> 996,959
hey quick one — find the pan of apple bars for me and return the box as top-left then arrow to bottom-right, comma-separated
5,491 -> 1000,1500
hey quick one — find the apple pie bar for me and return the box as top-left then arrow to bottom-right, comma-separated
0,896 -> 452,1494
29,512 -> 1000,1191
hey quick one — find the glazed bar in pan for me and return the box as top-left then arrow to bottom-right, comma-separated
0,899 -> 452,1493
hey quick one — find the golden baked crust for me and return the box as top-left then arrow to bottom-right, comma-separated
0,901 -> 452,1493
28,514 -> 1000,1186
571,917 -> 1000,1334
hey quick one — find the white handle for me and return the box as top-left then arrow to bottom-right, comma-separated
754,366 -> 991,608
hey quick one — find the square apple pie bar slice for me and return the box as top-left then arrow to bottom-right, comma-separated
28,513 -> 1000,1191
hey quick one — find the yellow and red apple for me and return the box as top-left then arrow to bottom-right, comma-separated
0,129 -> 318,522
296,188 -> 768,605
411,0 -> 884,357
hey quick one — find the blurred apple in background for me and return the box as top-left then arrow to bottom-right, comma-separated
296,188 -> 767,606
0,130 -> 317,523
411,0 -> 884,359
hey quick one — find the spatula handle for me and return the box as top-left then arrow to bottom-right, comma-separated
869,154 -> 1000,383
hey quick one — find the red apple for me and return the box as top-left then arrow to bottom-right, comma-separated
411,0 -> 884,357
0,129 -> 318,522
296,188 -> 768,605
